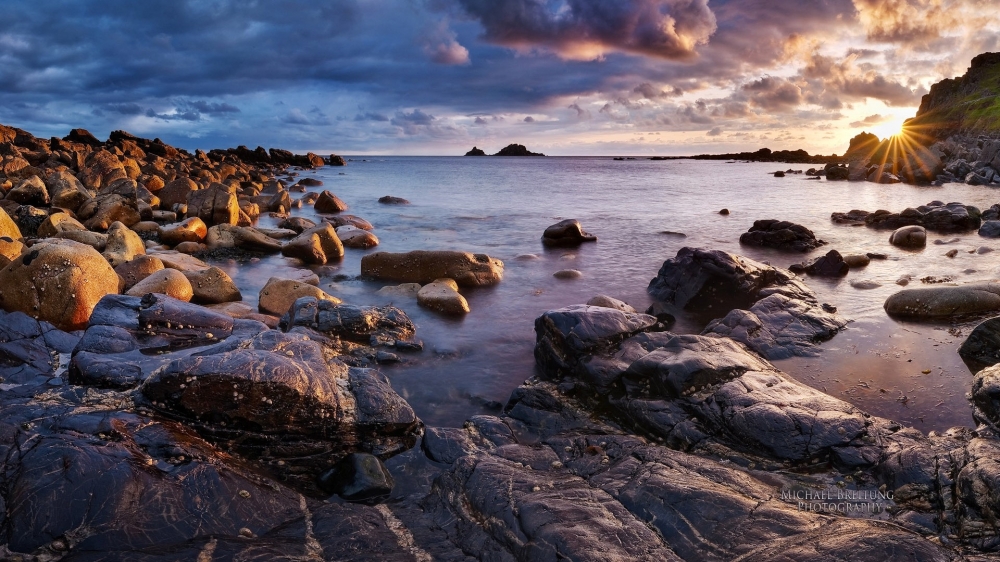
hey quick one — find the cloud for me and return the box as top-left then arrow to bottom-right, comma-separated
184,100 -> 240,114
474,116 -> 488,124
283,108 -> 312,125
801,52 -> 921,106
104,102 -> 144,115
454,0 -> 718,60
568,102 -> 591,119
145,108 -> 200,121
633,82 -> 683,99
741,76 -> 804,111
355,111 -> 390,122
849,113 -> 888,127
422,20 -> 471,65
853,0 -> 964,45
706,126 -> 723,136
523,116 -> 535,122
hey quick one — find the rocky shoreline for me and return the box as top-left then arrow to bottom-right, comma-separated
1,122 -> 1000,560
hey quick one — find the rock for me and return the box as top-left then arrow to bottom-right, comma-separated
542,219 -> 597,247
979,220 -> 1000,237
773,170 -> 785,177
45,169 -> 91,212
553,269 -> 583,279
361,250 -> 504,287
417,278 -> 470,315
959,317 -> 1000,371
281,297 -> 418,348
336,225 -> 380,249
325,214 -> 374,230
739,219 -> 825,252
81,193 -> 141,231
831,209 -> 870,225
206,224 -> 283,253
788,249 -> 849,277
173,241 -> 204,254
54,229 -> 109,251
849,202 -> 981,232
464,146 -> 487,156
159,217 -> 208,245
889,225 -> 927,248
6,175 -> 49,206
0,240 -> 119,330
850,280 -> 882,290
378,196 -> 409,205
183,266 -> 241,304
186,182 -> 239,226
114,255 -> 165,291
946,248 -> 959,258
126,268 -> 194,302
0,206 -> 22,240
281,224 -> 344,264
376,283 -> 422,299
885,282 -> 1000,318
586,295 -> 637,313
157,177 -> 199,209
152,250 -> 211,272
315,190 -> 348,213
0,236 -> 24,268
36,212 -> 86,238
277,216 -> 316,233
533,305 -> 657,377
494,143 -> 544,156
971,364 -> 1000,430
317,453 -> 394,502
258,277 -> 341,315
719,208 -> 730,215
843,253 -> 871,268
78,149 -> 127,190
826,165 -> 849,180
102,221 -> 146,267
648,248 -> 846,359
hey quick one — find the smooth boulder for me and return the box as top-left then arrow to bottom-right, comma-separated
125,268 -> 194,302
542,219 -> 597,247
889,225 -> 926,248
361,250 -> 504,287
885,282 -> 1000,319
416,278 -> 469,315
258,277 -> 341,315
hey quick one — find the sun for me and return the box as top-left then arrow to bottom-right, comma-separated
870,117 -> 905,141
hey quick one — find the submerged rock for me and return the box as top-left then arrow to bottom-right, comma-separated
739,219 -> 825,252
788,249 -> 849,277
417,278 -> 469,315
541,219 -> 597,247
889,225 -> 927,248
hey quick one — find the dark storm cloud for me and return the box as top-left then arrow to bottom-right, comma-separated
355,112 -> 390,122
453,0 -> 718,60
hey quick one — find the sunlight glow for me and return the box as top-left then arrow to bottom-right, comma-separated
870,117 -> 905,141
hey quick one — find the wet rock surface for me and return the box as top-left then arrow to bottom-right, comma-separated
739,219 -> 826,252
362,250 -> 504,287
541,218 -> 597,247
833,201 -> 981,232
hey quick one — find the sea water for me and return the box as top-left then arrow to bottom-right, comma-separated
223,156 -> 1000,432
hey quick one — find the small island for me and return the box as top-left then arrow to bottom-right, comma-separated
463,143 -> 545,156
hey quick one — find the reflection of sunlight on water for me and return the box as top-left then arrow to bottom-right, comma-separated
222,157 -> 1000,431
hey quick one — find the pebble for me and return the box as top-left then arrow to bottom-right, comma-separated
553,269 -> 583,279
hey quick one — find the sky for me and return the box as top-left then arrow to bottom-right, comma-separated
1,0 -> 998,156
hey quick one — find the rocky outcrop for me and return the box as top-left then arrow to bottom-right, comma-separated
647,248 -> 846,359
541,219 -> 597,247
494,143 -> 544,156
738,219 -> 825,252
464,146 -> 486,156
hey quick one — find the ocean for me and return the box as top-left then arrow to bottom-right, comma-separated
224,156 -> 1000,432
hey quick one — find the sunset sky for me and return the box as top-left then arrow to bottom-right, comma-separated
1,0 -> 998,156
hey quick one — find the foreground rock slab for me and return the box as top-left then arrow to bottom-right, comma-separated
361,250 -> 504,287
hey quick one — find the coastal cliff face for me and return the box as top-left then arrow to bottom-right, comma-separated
908,52 -> 1000,139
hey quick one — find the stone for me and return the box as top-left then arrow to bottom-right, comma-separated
0,240 -> 119,330
586,295 -> 637,313
114,255 -> 165,291
884,282 -> 1000,319
258,277 -> 341,316
152,250 -> 211,272
554,269 -> 583,279
378,196 -> 409,205
336,225 -> 380,249
45,169 -> 91,212
826,165 -> 849,180
183,266 -> 242,304
36,212 -> 86,238
325,214 -> 374,230
317,453 -> 394,501
6,175 -> 49,206
361,250 -> 504,287
417,278 -> 470,315
959,317 -> 1000,371
78,149 -> 127,190
174,241 -> 204,254
314,190 -> 348,213
787,249 -> 849,277
81,193 -> 141,231
277,216 -> 316,233
739,219 -> 825,252
126,268 -> 194,302
281,223 -> 344,264
542,219 -> 597,247
0,236 -> 24,268
889,225 -> 927,248
979,220 -> 1000,237
376,283 -> 422,299
159,217 -> 208,245
534,305 -> 658,377
54,229 -> 108,251
281,298 -> 418,348
157,177 -> 199,209
206,224 -> 283,253
0,206 -> 22,240
186,182 -> 239,226
843,253 -> 871,268
102,220 -> 146,267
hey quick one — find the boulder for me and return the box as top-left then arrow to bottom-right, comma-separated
325,214 -> 374,230
542,219 -> 597,247
417,278 -> 470,315
0,206 -> 22,240
258,277 -> 341,316
157,177 -> 199,209
6,175 -> 49,206
979,220 -> 1000,238
361,250 -> 504,287
206,224 -> 283,253
959,317 -> 1000,371
336,225 -> 380,249
36,213 -> 86,238
125,268 -> 195,302
0,240 -> 119,330
159,217 -> 208,245
0,236 -> 24,268
281,224 -> 343,264
102,221 -> 146,267
739,219 -> 825,252
787,249 -> 849,277
843,253 -> 871,268
554,269 -> 583,279
78,149 -> 127,190
183,266 -> 241,304
281,297 -> 418,348
81,193 -> 141,231
114,255 -> 165,291
45,169 -> 91,212
826,165 -> 849,180
885,282 -> 1000,319
889,225 -> 927,248
317,453 -> 394,501
378,196 -> 409,205
277,216 -> 316,233
187,182 -> 239,226
315,190 -> 348,213
586,295 -> 637,313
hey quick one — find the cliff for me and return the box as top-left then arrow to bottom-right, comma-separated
905,52 -> 1000,140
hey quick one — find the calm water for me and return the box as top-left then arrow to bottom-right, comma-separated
219,157 -> 1000,433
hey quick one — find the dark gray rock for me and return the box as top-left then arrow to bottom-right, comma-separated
980,220 -> 1000,237
788,249 -> 849,277
960,317 -> 1000,372
541,219 -> 597,247
318,453 -> 395,502
281,296 -> 421,350
533,304 -> 658,377
739,219 -> 825,252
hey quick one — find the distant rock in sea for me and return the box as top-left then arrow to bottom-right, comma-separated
464,146 -> 486,156
494,143 -> 544,156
